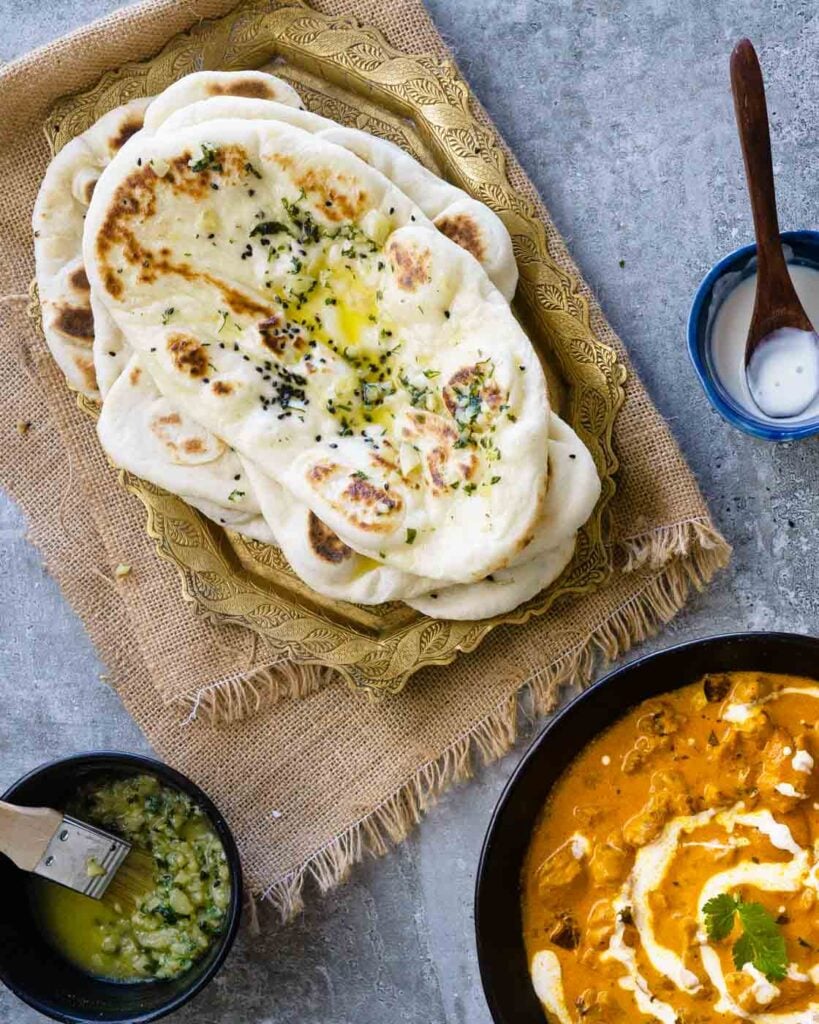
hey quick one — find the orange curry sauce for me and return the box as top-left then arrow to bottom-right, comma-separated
521,672 -> 819,1023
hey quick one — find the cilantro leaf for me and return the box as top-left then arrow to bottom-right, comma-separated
703,894 -> 788,982
703,893 -> 739,942
734,901 -> 788,981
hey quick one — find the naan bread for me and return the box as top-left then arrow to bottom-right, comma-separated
241,458 -> 439,603
153,92 -> 518,301
141,69 -> 305,133
98,354 -> 274,544
33,97 -> 152,397
34,73 -> 305,400
243,413 -> 598,614
90,72 -> 521,553
83,117 -> 549,582
96,80 -> 518,398
406,415 -> 601,618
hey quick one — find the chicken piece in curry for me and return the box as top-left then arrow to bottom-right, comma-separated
521,672 -> 819,1023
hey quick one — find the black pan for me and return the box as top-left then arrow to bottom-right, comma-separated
474,631 -> 819,1023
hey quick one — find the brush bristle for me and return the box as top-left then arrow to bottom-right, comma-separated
102,847 -> 155,912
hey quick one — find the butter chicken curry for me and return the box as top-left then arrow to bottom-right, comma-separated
521,672 -> 819,1023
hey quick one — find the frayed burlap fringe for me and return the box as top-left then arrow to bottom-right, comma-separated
185,518 -> 731,730
183,659 -> 330,724
256,518 -> 730,921
619,518 -> 727,574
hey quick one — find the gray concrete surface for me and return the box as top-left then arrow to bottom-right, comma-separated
2,0 -> 818,1021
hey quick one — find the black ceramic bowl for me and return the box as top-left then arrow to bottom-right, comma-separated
0,752 -> 242,1024
474,631 -> 819,1023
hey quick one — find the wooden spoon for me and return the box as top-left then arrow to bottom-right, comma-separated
730,37 -> 819,418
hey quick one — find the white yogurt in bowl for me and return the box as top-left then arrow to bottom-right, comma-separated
709,262 -> 819,424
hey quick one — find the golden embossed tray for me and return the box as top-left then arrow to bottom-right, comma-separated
43,0 -> 626,697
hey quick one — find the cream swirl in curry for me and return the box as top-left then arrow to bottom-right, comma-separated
522,672 -> 819,1023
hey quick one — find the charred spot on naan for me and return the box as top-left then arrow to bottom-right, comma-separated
53,304 -> 94,344
81,177 -> 98,204
402,409 -> 458,444
96,160 -> 273,318
434,212 -> 486,263
167,332 -> 208,378
73,356 -> 98,393
207,78 -> 277,100
128,365 -> 142,386
211,380 -> 234,396
425,447 -> 448,492
306,461 -> 403,533
258,314 -> 307,356
69,267 -> 90,292
307,512 -> 353,564
387,239 -> 430,291
109,114 -> 145,153
149,408 -> 225,463
279,159 -> 368,223
343,475 -> 402,531
442,364 -> 505,433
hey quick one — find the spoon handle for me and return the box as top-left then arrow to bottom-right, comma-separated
730,38 -> 810,342
730,40 -> 781,265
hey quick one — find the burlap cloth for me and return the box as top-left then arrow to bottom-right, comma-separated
0,0 -> 730,913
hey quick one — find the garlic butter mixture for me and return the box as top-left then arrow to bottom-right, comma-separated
30,774 -> 230,982
522,673 -> 819,1023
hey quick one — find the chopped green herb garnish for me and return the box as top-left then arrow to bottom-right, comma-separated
161,307 -> 175,325
703,893 -> 788,981
189,143 -> 221,173
227,490 -> 245,503
406,528 -> 417,544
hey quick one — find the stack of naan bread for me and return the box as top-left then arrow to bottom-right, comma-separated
34,70 -> 600,620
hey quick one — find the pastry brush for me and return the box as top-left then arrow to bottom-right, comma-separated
0,799 -> 153,905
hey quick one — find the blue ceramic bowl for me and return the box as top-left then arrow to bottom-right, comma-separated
687,230 -> 819,441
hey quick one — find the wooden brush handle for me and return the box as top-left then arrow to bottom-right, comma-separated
0,801 -> 62,871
